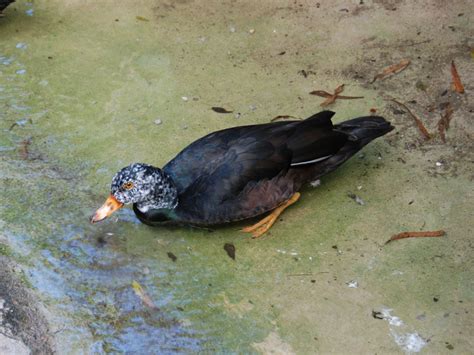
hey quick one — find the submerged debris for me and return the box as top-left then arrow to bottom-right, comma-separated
19,138 -> 31,160
450,60 -> 464,93
371,59 -> 410,83
347,192 -> 365,205
310,84 -> 364,107
346,280 -> 359,288
298,69 -> 316,78
135,16 -> 149,22
385,230 -> 446,244
437,102 -> 454,143
390,98 -> 431,140
212,107 -> 233,114
131,280 -> 158,309
309,179 -> 321,188
167,252 -> 177,262
223,243 -> 235,260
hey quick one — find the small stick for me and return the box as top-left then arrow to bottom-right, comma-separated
390,99 -> 431,140
450,60 -> 465,94
385,230 -> 445,245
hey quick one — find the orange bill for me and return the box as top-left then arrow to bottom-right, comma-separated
90,194 -> 124,223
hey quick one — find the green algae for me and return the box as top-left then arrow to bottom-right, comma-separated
1,0 -> 473,353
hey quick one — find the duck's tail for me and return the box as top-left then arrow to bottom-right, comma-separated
299,115 -> 394,183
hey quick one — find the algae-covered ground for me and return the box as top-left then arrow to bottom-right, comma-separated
0,0 -> 473,353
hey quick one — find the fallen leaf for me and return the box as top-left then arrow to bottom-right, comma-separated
224,243 -> 235,260
212,107 -> 233,114
310,84 -> 363,107
132,280 -> 158,309
372,59 -> 410,83
450,60 -> 465,93
385,230 -> 445,244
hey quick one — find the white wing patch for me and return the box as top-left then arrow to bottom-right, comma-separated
290,155 -> 332,166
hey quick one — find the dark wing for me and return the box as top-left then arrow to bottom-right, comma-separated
164,111 -> 348,222
163,120 -> 295,192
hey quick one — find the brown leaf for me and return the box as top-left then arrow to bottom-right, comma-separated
311,84 -> 363,107
212,107 -> 233,114
390,99 -> 431,140
309,90 -> 332,98
223,243 -> 235,260
450,60 -> 465,94
320,84 -> 343,107
385,230 -> 445,245
372,59 -> 410,83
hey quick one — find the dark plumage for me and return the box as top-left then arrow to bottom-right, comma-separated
0,0 -> 14,15
91,111 -> 393,231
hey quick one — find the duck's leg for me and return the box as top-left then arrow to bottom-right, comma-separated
241,192 -> 301,238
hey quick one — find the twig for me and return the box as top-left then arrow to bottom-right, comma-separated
390,99 -> 431,140
385,230 -> 445,245
398,39 -> 432,47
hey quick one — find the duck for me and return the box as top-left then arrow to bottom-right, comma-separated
91,110 -> 393,237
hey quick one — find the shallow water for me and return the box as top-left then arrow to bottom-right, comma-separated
1,0 -> 473,353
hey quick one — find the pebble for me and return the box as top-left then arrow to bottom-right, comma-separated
181,96 -> 189,102
229,26 -> 236,33
435,161 -> 443,167
16,43 -> 27,50
25,9 -> 34,16
16,69 -> 26,75
154,119 -> 162,125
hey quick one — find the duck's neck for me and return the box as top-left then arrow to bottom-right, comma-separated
136,170 -> 178,213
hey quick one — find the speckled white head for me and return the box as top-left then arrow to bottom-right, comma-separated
111,163 -> 178,212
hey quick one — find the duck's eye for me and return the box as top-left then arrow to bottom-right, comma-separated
122,182 -> 134,190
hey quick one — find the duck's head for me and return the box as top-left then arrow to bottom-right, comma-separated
90,163 -> 178,223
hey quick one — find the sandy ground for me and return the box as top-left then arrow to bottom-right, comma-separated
0,0 -> 473,353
